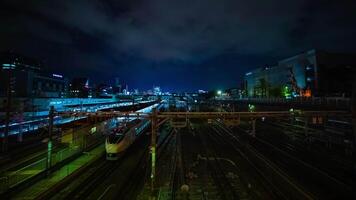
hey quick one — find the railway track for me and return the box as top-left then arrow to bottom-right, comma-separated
170,139 -> 179,200
58,157 -> 118,200
199,126 -> 241,200
216,121 -> 352,199
250,136 -> 352,199
252,120 -> 353,187
179,126 -> 218,200
112,148 -> 149,199
114,125 -> 175,199
169,127 -> 187,200
154,128 -> 179,200
0,141 -> 65,173
212,122 -> 313,199
44,133 -> 150,200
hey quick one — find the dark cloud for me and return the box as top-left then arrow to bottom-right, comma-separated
0,0 -> 355,91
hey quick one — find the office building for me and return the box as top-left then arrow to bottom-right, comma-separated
0,53 -> 67,98
244,49 -> 356,97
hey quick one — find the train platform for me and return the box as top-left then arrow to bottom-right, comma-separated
11,144 -> 105,200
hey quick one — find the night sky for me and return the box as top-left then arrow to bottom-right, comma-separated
1,0 -> 356,92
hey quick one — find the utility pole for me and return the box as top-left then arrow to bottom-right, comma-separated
2,69 -> 13,152
46,106 -> 54,175
352,79 -> 356,166
251,119 -> 256,137
150,107 -> 157,199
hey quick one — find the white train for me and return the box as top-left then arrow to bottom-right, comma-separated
105,103 -> 163,160
105,118 -> 150,160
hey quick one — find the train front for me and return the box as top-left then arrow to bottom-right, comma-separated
105,126 -> 126,160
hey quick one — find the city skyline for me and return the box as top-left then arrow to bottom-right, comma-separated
0,1 -> 356,91
0,1 -> 354,199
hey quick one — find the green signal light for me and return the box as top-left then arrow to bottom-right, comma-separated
48,140 -> 52,150
248,104 -> 255,112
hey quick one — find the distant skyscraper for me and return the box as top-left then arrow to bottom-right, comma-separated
113,77 -> 122,94
115,77 -> 120,87
153,86 -> 161,95
0,52 -> 67,98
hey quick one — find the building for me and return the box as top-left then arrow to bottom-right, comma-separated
94,83 -> 113,98
244,49 -> 356,98
0,53 -> 67,98
113,77 -> 122,94
69,78 -> 89,98
244,65 -> 289,98
226,88 -> 243,99
153,86 -> 161,95
32,72 -> 67,98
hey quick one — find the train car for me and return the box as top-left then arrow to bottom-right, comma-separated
105,103 -> 164,160
105,118 -> 150,160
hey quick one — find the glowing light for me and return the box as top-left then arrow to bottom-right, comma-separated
2,64 -> 16,69
303,89 -> 312,97
245,72 -> 252,76
217,90 -> 222,95
283,86 -> 291,99
52,74 -> 63,78
151,146 -> 156,179
248,104 -> 255,112
85,80 -> 89,88
90,127 -> 97,134
47,140 -> 52,169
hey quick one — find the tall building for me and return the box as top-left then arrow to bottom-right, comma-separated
113,77 -> 122,94
0,53 -> 67,98
94,83 -> 113,98
153,86 -> 161,95
69,78 -> 90,98
244,66 -> 287,97
32,72 -> 67,98
244,49 -> 356,98
115,77 -> 120,87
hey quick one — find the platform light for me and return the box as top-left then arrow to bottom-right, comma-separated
248,104 -> 255,112
52,74 -> 63,78
90,127 -> 97,134
283,86 -> 291,99
151,146 -> 156,179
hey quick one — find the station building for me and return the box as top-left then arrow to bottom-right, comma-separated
244,49 -> 356,98
0,53 -> 68,98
